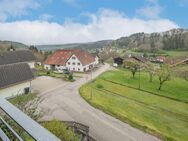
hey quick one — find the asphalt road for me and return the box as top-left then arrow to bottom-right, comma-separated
36,64 -> 161,141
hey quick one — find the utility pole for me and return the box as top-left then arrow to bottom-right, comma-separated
90,67 -> 93,100
139,64 -> 141,90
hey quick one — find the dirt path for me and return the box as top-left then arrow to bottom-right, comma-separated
35,64 -> 160,141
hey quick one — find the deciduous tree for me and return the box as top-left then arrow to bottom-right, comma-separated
124,60 -> 140,78
173,65 -> 188,81
145,63 -> 156,82
156,65 -> 171,90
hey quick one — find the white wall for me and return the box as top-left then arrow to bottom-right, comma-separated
55,65 -> 67,72
44,64 -> 52,70
28,62 -> 35,69
0,81 -> 31,99
66,54 -> 84,72
94,56 -> 99,66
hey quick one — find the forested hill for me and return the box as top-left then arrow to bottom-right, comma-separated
109,28 -> 188,51
36,40 -> 112,51
1,28 -> 188,52
0,41 -> 27,51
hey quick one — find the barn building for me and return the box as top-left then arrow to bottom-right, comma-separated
44,49 -> 99,72
0,50 -> 36,69
0,50 -> 35,98
0,63 -> 34,98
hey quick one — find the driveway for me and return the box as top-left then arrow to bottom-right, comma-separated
33,64 -> 160,141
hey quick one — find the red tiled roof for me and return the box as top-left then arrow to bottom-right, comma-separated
44,49 -> 95,66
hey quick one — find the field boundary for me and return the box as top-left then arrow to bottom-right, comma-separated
80,87 -> 170,141
93,86 -> 188,122
100,78 -> 188,103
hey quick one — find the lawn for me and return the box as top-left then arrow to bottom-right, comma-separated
126,50 -> 188,58
8,93 -> 37,106
100,69 -> 188,102
163,50 -> 188,58
37,70 -> 63,78
80,70 -> 188,141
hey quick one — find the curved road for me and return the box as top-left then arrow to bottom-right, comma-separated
37,64 -> 160,141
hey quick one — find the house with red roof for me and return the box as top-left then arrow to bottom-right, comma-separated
44,49 -> 99,72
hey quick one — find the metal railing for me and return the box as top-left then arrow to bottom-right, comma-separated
0,98 -> 61,141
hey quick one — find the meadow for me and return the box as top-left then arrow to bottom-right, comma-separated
80,69 -> 188,141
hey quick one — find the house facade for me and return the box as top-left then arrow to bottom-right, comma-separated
44,49 -> 99,72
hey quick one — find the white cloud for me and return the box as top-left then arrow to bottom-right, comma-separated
39,14 -> 54,21
137,0 -> 162,19
0,9 -> 178,45
0,0 -> 39,21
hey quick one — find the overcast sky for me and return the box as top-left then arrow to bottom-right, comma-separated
0,0 -> 187,45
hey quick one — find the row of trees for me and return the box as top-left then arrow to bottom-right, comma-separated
123,60 -> 187,90
163,35 -> 187,50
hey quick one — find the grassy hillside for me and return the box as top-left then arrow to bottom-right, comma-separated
100,69 -> 188,102
80,70 -> 188,141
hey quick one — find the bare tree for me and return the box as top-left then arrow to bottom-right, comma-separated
173,65 -> 188,81
124,60 -> 140,78
146,63 -> 156,82
156,65 -> 171,90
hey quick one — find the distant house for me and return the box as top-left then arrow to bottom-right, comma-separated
113,57 -> 124,66
0,63 -> 34,98
169,57 -> 188,67
124,55 -> 147,64
44,49 -> 99,72
156,56 -> 166,63
0,50 -> 36,69
130,56 -> 147,63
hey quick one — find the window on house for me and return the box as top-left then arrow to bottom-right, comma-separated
78,68 -> 80,71
72,57 -> 76,59
73,68 -> 75,70
68,62 -> 70,65
72,62 -> 75,65
57,65 -> 60,67
77,63 -> 80,65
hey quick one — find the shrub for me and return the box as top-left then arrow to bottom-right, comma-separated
42,120 -> 80,141
68,74 -> 73,81
96,84 -> 104,89
46,71 -> 50,75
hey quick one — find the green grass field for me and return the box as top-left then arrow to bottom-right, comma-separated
9,93 -> 37,106
163,50 -> 188,57
126,50 -> 188,58
80,70 -> 188,141
100,69 -> 188,102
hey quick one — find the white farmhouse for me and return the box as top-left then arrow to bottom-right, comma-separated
0,63 -> 34,98
44,49 -> 99,72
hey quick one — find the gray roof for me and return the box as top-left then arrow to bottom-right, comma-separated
0,63 -> 34,88
0,50 -> 36,65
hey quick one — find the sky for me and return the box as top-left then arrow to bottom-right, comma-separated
0,0 -> 187,45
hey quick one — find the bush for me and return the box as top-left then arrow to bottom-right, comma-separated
46,71 -> 50,75
96,84 -> 104,89
68,74 -> 73,81
42,120 -> 80,141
